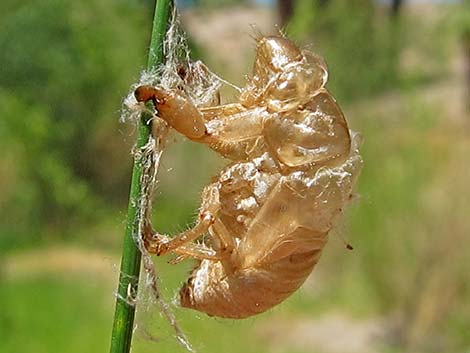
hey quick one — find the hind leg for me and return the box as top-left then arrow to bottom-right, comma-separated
170,243 -> 222,262
143,212 -> 216,256
143,183 -> 236,257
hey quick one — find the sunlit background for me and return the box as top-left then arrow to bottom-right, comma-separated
1,0 -> 469,352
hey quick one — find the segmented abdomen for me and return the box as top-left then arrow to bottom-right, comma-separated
180,248 -> 323,319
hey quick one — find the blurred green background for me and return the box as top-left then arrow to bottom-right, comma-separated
1,0 -> 469,352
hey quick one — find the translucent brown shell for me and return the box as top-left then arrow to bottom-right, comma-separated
136,36 -> 362,319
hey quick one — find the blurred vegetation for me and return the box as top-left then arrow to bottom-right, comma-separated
0,0 -> 469,353
0,0 -> 148,249
289,0 -> 418,101
195,0 -> 249,8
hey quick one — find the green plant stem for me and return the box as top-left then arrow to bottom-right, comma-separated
109,1 -> 173,353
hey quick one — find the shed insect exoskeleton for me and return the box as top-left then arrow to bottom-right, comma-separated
135,35 -> 362,319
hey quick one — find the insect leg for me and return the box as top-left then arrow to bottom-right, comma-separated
142,183 -> 222,257
135,85 -> 263,147
171,243 -> 222,262
210,219 -> 236,252
144,213 -> 215,256
209,219 -> 240,273
197,184 -> 237,257
135,86 -> 207,141
145,227 -> 221,262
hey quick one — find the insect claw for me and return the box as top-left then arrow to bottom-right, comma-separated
156,242 -> 170,256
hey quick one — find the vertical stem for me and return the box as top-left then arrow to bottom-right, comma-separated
109,1 -> 173,353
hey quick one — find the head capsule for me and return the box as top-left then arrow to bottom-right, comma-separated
253,36 -> 302,78
240,36 -> 328,110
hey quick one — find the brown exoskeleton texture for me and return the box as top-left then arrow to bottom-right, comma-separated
135,35 -> 362,319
